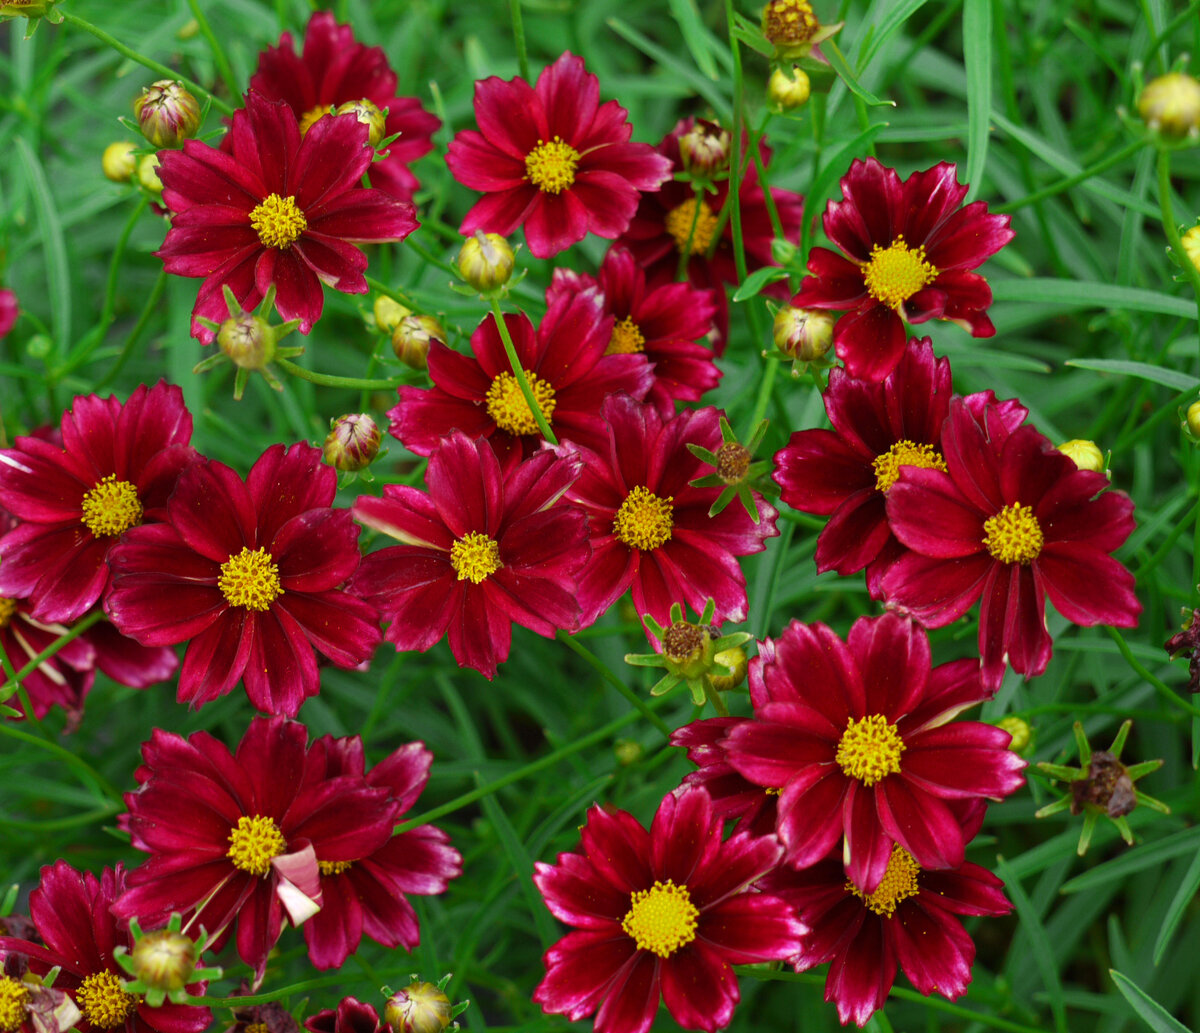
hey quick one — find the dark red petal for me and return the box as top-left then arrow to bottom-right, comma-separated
699,892 -> 805,963
890,898 -> 974,998
533,930 -> 640,1026
659,941 -> 739,1033
848,612 -> 930,718
880,551 -> 992,629
773,430 -> 874,516
876,777 -> 965,871
524,190 -> 590,259
534,855 -> 629,929
835,303 -> 908,381
775,769 -> 848,869
578,804 -> 652,895
177,611 -> 252,706
1038,542 -> 1141,627
843,781 -> 894,897
903,722 -> 1026,798
815,490 -> 891,575
824,909 -> 895,1027
887,467 -> 985,558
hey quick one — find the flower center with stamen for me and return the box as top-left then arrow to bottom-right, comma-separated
318,860 -> 354,875
0,597 -> 18,630
871,440 -> 948,493
524,137 -> 580,194
75,971 -> 137,1029
763,0 -> 820,45
836,714 -> 905,785
663,621 -> 705,662
614,487 -> 674,551
80,474 -> 143,538
244,1024 -> 269,1033
298,105 -> 331,135
862,235 -> 938,310
665,199 -> 719,255
983,502 -> 1043,565
607,316 -> 646,355
450,532 -> 502,584
218,547 -> 282,611
0,977 -> 30,1033
716,442 -> 752,484
847,844 -> 921,917
621,879 -> 699,958
227,814 -> 286,877
250,193 -> 308,249
485,371 -> 556,436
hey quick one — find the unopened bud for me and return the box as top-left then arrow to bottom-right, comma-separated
137,153 -> 163,194
134,80 -> 201,148
457,231 -> 515,292
374,295 -> 412,334
997,715 -> 1031,753
761,0 -> 820,57
708,645 -> 748,693
1187,400 -> 1200,438
130,929 -> 196,994
1057,439 -> 1104,473
768,66 -> 811,110
385,982 -> 452,1033
678,120 -> 731,177
334,98 -> 387,148
102,142 -> 138,183
1182,224 -> 1200,273
392,314 -> 445,371
613,739 -> 643,766
218,313 -> 275,370
323,414 -> 381,472
1138,72 -> 1200,138
772,305 -> 832,362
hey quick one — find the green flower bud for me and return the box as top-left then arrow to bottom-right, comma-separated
102,142 -> 138,184
392,314 -> 445,371
134,80 -> 201,148
323,414 -> 381,472
218,313 -> 276,370
767,66 -> 811,111
334,98 -> 387,148
1138,72 -> 1200,138
1057,439 -> 1104,473
457,231 -> 515,292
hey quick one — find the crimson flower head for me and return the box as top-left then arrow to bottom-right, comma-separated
0,288 -> 16,338
722,613 -> 1026,894
106,442 -> 381,717
533,786 -> 806,1033
882,396 -> 1141,689
792,157 -> 1013,380
0,381 -> 196,624
446,51 -> 673,258
352,433 -> 591,678
157,90 -> 418,342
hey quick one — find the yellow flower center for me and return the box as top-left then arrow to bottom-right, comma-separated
0,597 -> 18,631
0,977 -> 30,1033
244,1024 -> 270,1033
871,439 -> 949,493
318,860 -> 354,875
621,879 -> 699,958
665,198 -> 719,255
614,486 -> 674,551
227,814 -> 287,877
75,971 -> 137,1029
298,105 -> 331,136
862,235 -> 938,310
607,316 -> 646,355
450,531 -> 502,584
836,713 -> 905,786
218,547 -> 282,611
847,844 -> 921,917
763,0 -> 820,44
485,370 -> 557,436
80,474 -> 143,538
524,137 -> 580,194
983,502 -> 1044,565
249,193 -> 308,249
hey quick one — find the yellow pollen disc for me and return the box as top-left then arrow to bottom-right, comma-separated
250,193 -> 308,249
75,971 -> 137,1029
318,859 -> 354,875
607,316 -> 646,355
244,1025 -> 270,1033
298,105 -> 331,136
862,235 -> 938,310
614,486 -> 674,551
0,597 -> 17,631
836,713 -> 905,786
80,474 -> 143,538
0,977 -> 30,1033
227,814 -> 287,877
450,531 -> 502,584
665,198 -> 719,255
621,879 -> 699,958
485,370 -> 557,437
763,0 -> 819,43
524,136 -> 581,194
218,547 -> 282,611
983,502 -> 1044,565
847,844 -> 921,918
871,440 -> 948,493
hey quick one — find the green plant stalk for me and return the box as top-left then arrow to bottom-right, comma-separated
0,721 -> 122,804
557,631 -> 672,736
509,0 -> 529,80
676,188 -> 704,281
1106,626 -> 1200,718
96,269 -> 168,391
488,297 -> 557,445
722,0 -> 750,286
747,354 -> 780,439
1155,149 -> 1200,327
992,138 -> 1143,215
186,0 -> 241,100
274,357 -> 400,391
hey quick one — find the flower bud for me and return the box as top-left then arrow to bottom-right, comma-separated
133,80 -> 201,148
708,645 -> 748,693
1187,400 -> 1200,439
1057,439 -> 1104,473
385,982 -> 452,1033
129,929 -> 197,995
767,66 -> 811,111
373,295 -> 412,334
1182,224 -> 1200,274
392,314 -> 445,371
1138,72 -> 1200,138
323,414 -> 381,472
761,0 -> 819,57
772,305 -> 832,362
102,142 -> 138,183
997,715 -> 1031,753
0,0 -> 58,21
136,154 -> 163,195
613,739 -> 643,766
218,313 -> 276,370
457,231 -> 515,292
678,120 -> 731,177
334,98 -> 387,148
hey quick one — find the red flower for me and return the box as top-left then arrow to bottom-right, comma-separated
352,433 -> 591,678
245,12 -> 440,202
882,396 -> 1141,689
532,787 -> 805,1033
546,248 -> 720,415
390,290 -> 652,471
113,717 -> 396,976
563,394 -> 778,633
446,51 -> 673,259
0,861 -> 211,1033
760,803 -> 1011,1027
792,158 -> 1013,381
0,382 -> 196,624
303,998 -> 385,1033
722,613 -> 1025,894
105,442 -> 381,717
0,289 -> 16,338
613,118 -> 804,351
157,90 -> 418,342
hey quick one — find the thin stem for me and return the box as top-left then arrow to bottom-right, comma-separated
1156,149 -> 1200,330
186,0 -> 241,100
746,354 -> 780,439
676,188 -> 704,281
488,297 -> 557,445
992,138 -> 1143,214
186,973 -> 362,1007
702,676 -> 729,716
722,0 -> 750,285
509,0 -> 529,80
95,269 -> 168,390
556,631 -> 672,737
0,722 -> 122,803
274,357 -> 401,391
1106,626 -> 1200,718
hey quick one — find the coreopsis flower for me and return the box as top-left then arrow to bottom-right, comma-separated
760,803 -> 1011,1027
390,291 -> 652,471
533,787 -> 806,1033
246,12 -> 440,201
722,613 -> 1026,894
304,998 -> 386,1033
791,158 -> 1014,380
0,381 -> 196,623
614,118 -> 804,351
157,90 -> 418,343
446,51 -> 673,259
113,717 -> 396,975
105,442 -> 381,716
0,861 -> 211,1033
546,248 -> 720,415
882,396 -> 1141,689
563,395 -> 778,633
0,953 -> 81,1033
353,433 -> 591,678
0,289 -> 16,338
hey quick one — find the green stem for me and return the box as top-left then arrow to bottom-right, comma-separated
1106,626 -> 1200,718
0,610 -> 107,700
185,973 -> 362,1007
1155,148 -> 1200,330
721,0 -> 750,285
0,722 -> 122,803
488,297 -> 557,445
556,631 -> 672,737
95,269 -> 168,390
509,0 -> 529,80
746,354 -> 780,439
185,0 -> 241,100
702,676 -> 729,716
274,357 -> 401,391
992,138 -> 1143,215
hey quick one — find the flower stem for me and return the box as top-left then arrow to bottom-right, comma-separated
0,719 -> 122,804
1155,148 -> 1200,330
747,353 -> 780,439
509,0 -> 530,80
676,187 -> 704,281
274,357 -> 401,391
185,0 -> 241,101
488,297 -> 558,445
1106,626 -> 1200,718
721,0 -> 750,285
557,631 -> 673,736
95,270 -> 167,391
992,138 -> 1143,214
702,676 -> 729,716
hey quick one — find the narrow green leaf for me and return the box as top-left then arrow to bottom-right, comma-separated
962,0 -> 992,201
857,0 -> 930,70
1064,359 -> 1199,393
732,266 -> 791,302
991,279 -> 1196,319
606,18 -> 731,119
1110,970 -> 1194,1033
1061,827 -> 1200,894
823,40 -> 896,108
802,122 -> 889,255
941,347 -> 1051,373
1152,851 -> 1200,964
996,856 -> 1069,1033
669,0 -> 718,79
15,136 -> 71,349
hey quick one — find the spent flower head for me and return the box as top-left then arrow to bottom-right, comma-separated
687,416 -> 773,522
193,286 -> 303,400
760,0 -> 841,59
